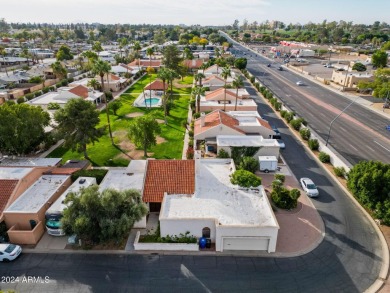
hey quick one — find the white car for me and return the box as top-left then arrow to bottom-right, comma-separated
296,81 -> 304,86
277,139 -> 285,149
300,178 -> 319,197
0,244 -> 22,262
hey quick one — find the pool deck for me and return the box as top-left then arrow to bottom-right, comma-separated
133,92 -> 162,108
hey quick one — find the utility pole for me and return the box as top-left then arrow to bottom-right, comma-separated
326,96 -> 360,146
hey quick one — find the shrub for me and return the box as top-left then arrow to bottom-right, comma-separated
299,128 -> 311,140
284,112 -> 294,123
271,187 -> 300,210
230,170 -> 261,188
274,174 -> 285,183
104,91 -> 113,102
193,112 -> 200,119
274,102 -> 282,111
71,169 -> 107,184
186,147 -> 194,159
188,139 -> 194,148
188,130 -> 194,137
269,97 -> 277,107
17,96 -> 25,104
25,93 -> 34,100
290,118 -> 302,130
34,91 -> 42,97
280,110 -> 287,118
190,99 -> 195,110
319,151 -> 330,163
55,82 -> 62,88
308,139 -> 319,150
61,79 -> 69,86
42,87 -> 50,94
300,118 -> 308,126
217,149 -> 230,158
67,77 -> 74,83
333,166 -> 346,177
238,156 -> 259,173
47,102 -> 61,110
250,76 -> 255,83
49,86 -> 55,91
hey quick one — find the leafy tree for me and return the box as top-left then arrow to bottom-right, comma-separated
183,47 -> 194,60
81,50 -> 98,70
221,66 -> 232,111
91,59 -> 113,144
217,149 -> 230,158
56,45 -> 73,61
271,179 -> 301,210
231,146 -> 260,165
232,75 -> 244,111
352,62 -> 367,72
347,161 -> 390,209
54,99 -> 104,159
62,186 -> 147,245
230,169 -> 261,188
0,103 -> 50,155
110,99 -> 122,115
92,41 -> 103,53
238,156 -> 259,173
128,114 -> 161,157
50,61 -> 67,80
163,44 -> 182,72
372,50 -> 388,68
382,41 -> 390,50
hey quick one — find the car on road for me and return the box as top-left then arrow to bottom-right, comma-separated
278,66 -> 283,71
267,64 -> 271,67
300,178 -> 319,197
296,81 -> 304,86
0,244 -> 22,262
277,139 -> 285,149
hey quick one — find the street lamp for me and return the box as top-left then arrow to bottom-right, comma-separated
325,96 -> 360,146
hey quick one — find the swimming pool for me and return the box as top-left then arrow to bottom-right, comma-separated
144,98 -> 161,105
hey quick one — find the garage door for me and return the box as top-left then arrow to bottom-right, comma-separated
222,237 -> 269,251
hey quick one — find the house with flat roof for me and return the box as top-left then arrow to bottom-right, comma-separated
128,59 -> 162,70
3,174 -> 72,244
160,159 -> 279,252
198,87 -> 255,112
0,157 -> 61,167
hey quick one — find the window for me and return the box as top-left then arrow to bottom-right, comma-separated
202,227 -> 211,238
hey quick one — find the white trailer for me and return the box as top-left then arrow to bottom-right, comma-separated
258,156 -> 278,173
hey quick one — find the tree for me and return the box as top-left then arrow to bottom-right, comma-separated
110,99 -> 122,115
157,68 -> 170,122
194,72 -> 205,87
0,46 -> 8,77
128,114 -> 161,157
146,47 -> 154,68
87,78 -> 100,90
146,66 -> 155,107
50,61 -> 67,80
191,86 -> 206,113
62,186 -> 147,245
0,103 -> 50,155
232,75 -> 244,111
221,66 -> 232,111
163,44 -> 182,72
91,59 -> 114,144
199,63 -> 208,73
92,41 -> 103,53
199,38 -> 208,50
230,170 -> 261,188
56,45 -> 73,61
372,50 -> 388,68
54,99 -> 104,159
234,57 -> 247,70
81,50 -> 98,70
238,156 -> 259,173
352,62 -> 367,72
183,47 -> 194,60
166,68 -> 179,105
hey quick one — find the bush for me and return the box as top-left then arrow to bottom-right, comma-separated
193,112 -> 200,119
250,76 -> 255,83
188,139 -> 194,148
47,102 -> 61,110
17,96 -> 25,104
71,169 -> 108,185
67,77 -> 74,83
284,112 -> 294,123
274,102 -> 282,111
188,130 -> 194,137
280,110 -> 287,118
186,147 -> 194,159
55,82 -> 62,88
49,86 -> 55,91
308,139 -> 319,150
274,174 -> 285,183
190,99 -> 195,110
0,221 -> 9,243
61,79 -> 69,86
238,156 -> 259,173
271,187 -> 301,210
299,128 -> 311,140
300,118 -> 308,126
34,91 -> 42,97
333,166 -> 346,177
217,149 -> 230,158
25,93 -> 34,100
319,151 -> 330,163
270,97 -> 277,107
42,87 -> 50,94
104,91 -> 113,102
290,118 -> 302,130
230,170 -> 261,188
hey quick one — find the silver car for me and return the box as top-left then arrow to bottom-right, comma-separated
300,178 -> 319,197
0,244 -> 22,262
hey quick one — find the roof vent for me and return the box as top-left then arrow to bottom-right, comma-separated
79,178 -> 86,184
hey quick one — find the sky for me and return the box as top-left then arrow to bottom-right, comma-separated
2,0 -> 389,26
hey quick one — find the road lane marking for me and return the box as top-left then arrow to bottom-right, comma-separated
374,140 -> 390,152
366,145 -> 374,152
339,126 -> 346,132
349,143 -> 358,151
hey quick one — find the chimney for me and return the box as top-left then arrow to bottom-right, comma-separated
200,112 -> 206,127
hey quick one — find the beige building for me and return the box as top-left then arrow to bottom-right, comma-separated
331,70 -> 374,89
198,88 -> 256,112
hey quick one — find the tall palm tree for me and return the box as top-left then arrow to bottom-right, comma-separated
87,78 -> 99,90
91,60 -> 114,145
221,66 -> 232,111
194,72 -> 206,87
133,41 -> 142,70
157,68 -> 170,124
146,66 -> 155,108
199,63 -> 208,74
146,47 -> 154,68
192,86 -> 206,113
166,68 -> 179,106
232,76 -> 244,111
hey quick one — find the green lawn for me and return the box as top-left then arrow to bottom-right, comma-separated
47,73 -> 191,166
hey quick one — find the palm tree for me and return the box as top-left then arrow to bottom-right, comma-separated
50,61 -> 67,80
194,72 -> 206,87
146,66 -> 155,107
166,68 -> 179,106
183,47 -> 193,60
133,41 -> 142,70
87,78 -> 99,90
192,86 -> 206,113
199,63 -> 208,74
91,60 -> 114,145
146,47 -> 154,68
221,66 -> 232,111
232,76 -> 244,111
157,68 -> 170,124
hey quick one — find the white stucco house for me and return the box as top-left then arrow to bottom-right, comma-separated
159,159 -> 279,252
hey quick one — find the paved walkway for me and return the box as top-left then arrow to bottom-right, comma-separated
182,105 -> 193,159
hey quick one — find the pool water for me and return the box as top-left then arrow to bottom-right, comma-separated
144,98 -> 161,105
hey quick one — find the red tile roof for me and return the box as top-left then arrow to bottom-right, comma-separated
203,75 -> 224,83
194,110 -> 245,135
143,160 -> 195,203
128,59 -> 162,67
43,168 -> 80,175
204,88 -> 237,101
110,74 -> 120,81
0,179 -> 18,214
183,59 -> 204,69
69,85 -> 88,99
144,79 -> 167,91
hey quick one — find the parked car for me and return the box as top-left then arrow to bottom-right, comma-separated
300,178 -> 319,197
0,244 -> 22,262
267,64 -> 271,67
277,139 -> 285,149
296,81 -> 304,86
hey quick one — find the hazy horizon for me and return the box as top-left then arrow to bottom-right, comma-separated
2,0 -> 389,26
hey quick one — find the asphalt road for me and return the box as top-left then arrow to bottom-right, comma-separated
227,38 -> 390,165
0,81 -> 384,293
